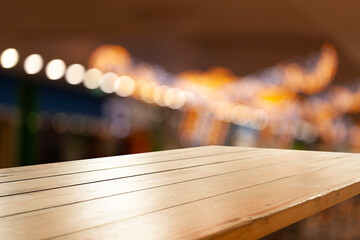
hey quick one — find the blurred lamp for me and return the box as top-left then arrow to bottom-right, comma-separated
0,48 -> 19,68
46,59 -> 66,80
65,64 -> 85,85
24,54 -> 43,74
84,68 -> 102,89
115,76 -> 136,97
100,72 -> 119,93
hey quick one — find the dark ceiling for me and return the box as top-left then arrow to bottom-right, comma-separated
0,0 -> 360,81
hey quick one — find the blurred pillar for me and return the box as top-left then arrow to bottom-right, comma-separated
16,81 -> 38,166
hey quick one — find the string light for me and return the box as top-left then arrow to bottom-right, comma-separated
24,54 -> 43,74
115,76 -> 136,97
84,68 -> 102,89
100,72 -> 119,93
46,59 -> 66,80
154,85 -> 168,107
170,89 -> 187,109
164,88 -> 176,108
0,48 -> 19,69
140,82 -> 156,104
65,64 -> 85,85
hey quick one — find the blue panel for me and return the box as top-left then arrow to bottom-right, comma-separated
38,85 -> 103,117
0,72 -> 103,117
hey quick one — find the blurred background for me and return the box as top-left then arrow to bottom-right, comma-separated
2,0 -> 360,167
1,0 -> 360,238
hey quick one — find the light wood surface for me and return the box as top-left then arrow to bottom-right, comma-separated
0,146 -> 360,240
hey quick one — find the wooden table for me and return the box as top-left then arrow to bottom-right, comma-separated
1,146 -> 360,240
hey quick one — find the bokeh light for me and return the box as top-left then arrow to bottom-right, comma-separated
154,85 -> 168,107
170,89 -> 187,109
88,45 -> 132,74
115,76 -> 136,97
0,48 -> 19,69
0,43 -> 354,151
24,54 -> 43,74
164,88 -> 176,108
45,59 -> 66,80
140,82 -> 156,104
84,68 -> 103,89
100,72 -> 119,93
65,64 -> 86,85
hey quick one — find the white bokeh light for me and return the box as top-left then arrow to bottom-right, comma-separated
163,88 -> 187,109
45,59 -> 66,80
164,88 -> 176,107
65,64 -> 85,85
154,85 -> 169,107
100,72 -> 119,93
171,89 -> 187,109
24,54 -> 43,74
115,76 -> 136,97
0,48 -> 19,69
84,68 -> 103,89
140,82 -> 156,103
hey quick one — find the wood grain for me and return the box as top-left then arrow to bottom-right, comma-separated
0,146 -> 225,181
0,146 -> 359,240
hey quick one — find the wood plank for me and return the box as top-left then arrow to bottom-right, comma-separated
0,149 -> 348,217
51,158 -> 360,240
0,146 -> 244,183
0,151 -> 356,240
0,148 -> 270,196
0,146 -> 224,179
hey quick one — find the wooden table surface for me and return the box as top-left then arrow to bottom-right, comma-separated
1,146 -> 360,240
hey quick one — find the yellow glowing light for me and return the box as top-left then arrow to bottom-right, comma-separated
259,87 -> 295,104
140,82 -> 156,104
24,54 -> 43,74
88,45 -> 132,74
84,68 -> 103,89
282,42 -> 338,94
45,59 -> 66,80
164,88 -> 177,107
100,72 -> 119,94
0,48 -> 19,68
154,85 -> 168,107
170,89 -> 187,109
184,91 -> 196,105
178,67 -> 236,89
65,64 -> 86,85
115,76 -> 136,97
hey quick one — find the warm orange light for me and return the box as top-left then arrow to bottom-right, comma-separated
88,45 -> 132,75
259,87 -> 295,104
282,43 -> 338,94
177,67 -> 236,89
140,82 -> 156,104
